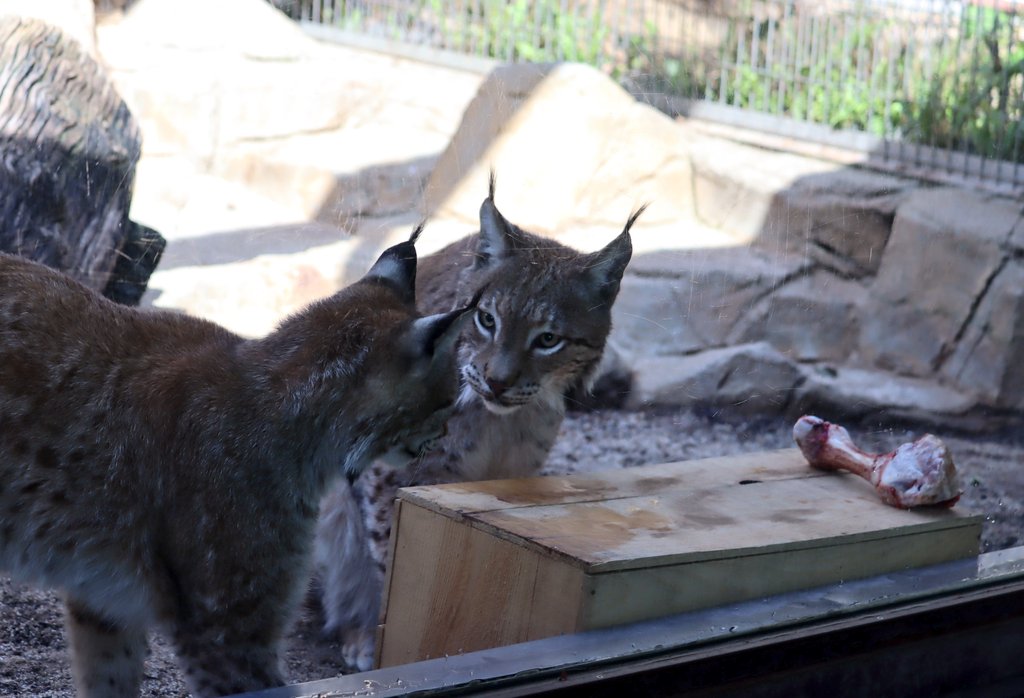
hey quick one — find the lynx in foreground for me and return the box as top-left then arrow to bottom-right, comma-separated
0,233 -> 470,697
316,175 -> 644,670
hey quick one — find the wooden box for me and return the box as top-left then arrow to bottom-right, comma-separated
376,448 -> 982,667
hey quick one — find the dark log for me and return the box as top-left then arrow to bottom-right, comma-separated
0,15 -> 164,305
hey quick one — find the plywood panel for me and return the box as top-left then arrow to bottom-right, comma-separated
581,525 -> 982,628
400,449 -> 813,517
473,473 -> 975,572
378,500 -> 585,668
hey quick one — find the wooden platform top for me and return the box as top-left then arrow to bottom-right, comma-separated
398,449 -> 981,573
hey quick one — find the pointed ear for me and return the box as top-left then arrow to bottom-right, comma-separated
476,171 -> 516,268
410,286 -> 481,358
410,305 -> 472,359
364,222 -> 424,303
586,205 -> 645,301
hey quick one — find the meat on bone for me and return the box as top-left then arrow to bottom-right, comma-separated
792,415 -> 961,509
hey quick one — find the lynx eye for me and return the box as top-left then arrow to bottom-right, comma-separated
533,332 -> 564,353
475,309 -> 497,335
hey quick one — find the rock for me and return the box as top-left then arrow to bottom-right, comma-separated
423,63 -> 552,221
0,0 -> 95,55
733,270 -> 866,362
859,187 -> 1021,378
940,258 -> 1024,410
627,342 -> 804,413
96,0 -> 483,236
755,168 -> 916,277
130,162 -> 309,240
611,276 -> 707,357
1010,214 -> 1024,251
145,222 -> 355,338
423,62 -> 695,240
613,247 -> 809,357
0,16 -> 163,303
313,156 -> 438,222
792,365 -> 977,428
687,136 -> 916,277
686,133 -> 836,244
97,0 -> 328,158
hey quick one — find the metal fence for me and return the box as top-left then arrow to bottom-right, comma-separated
284,0 -> 1024,190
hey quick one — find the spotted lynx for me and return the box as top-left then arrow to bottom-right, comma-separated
315,175 -> 643,670
0,231 -> 473,697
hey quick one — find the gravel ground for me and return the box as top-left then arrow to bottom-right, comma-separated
2,408 -> 1022,697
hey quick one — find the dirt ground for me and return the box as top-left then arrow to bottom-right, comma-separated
2,408 -> 1022,697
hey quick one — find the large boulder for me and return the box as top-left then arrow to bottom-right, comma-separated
627,342 -> 805,413
96,0 -> 483,235
97,0 -> 342,160
0,15 -> 162,304
858,187 -> 1020,378
687,135 -> 917,276
612,247 -> 809,357
793,365 -> 978,428
733,270 -> 866,363
0,0 -> 95,54
423,62 -> 696,242
940,257 -> 1024,410
754,168 -> 916,277
686,135 -> 835,244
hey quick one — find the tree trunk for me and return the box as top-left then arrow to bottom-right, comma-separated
0,15 -> 164,305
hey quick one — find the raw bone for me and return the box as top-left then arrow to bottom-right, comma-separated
792,415 -> 961,509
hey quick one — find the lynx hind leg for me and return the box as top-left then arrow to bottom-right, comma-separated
340,625 -> 376,674
173,633 -> 285,697
64,598 -> 147,698
315,479 -> 384,672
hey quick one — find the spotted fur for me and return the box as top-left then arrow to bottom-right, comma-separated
0,232 -> 470,697
315,175 -> 643,670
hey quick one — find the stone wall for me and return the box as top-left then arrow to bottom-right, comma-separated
619,155 -> 1022,428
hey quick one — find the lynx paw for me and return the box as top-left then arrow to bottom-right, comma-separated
341,626 -> 376,673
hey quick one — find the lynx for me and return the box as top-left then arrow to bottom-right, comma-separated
315,175 -> 643,670
0,230 -> 472,697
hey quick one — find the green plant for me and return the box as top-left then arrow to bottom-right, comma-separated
897,4 -> 1024,159
647,1 -> 1024,162
461,0 -> 610,65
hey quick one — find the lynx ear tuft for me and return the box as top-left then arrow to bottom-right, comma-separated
408,220 -> 425,246
365,226 -> 421,303
623,203 -> 649,236
477,171 -> 517,267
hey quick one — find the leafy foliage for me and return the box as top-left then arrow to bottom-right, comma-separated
305,0 -> 1024,162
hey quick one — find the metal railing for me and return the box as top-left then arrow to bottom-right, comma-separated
284,0 -> 1024,190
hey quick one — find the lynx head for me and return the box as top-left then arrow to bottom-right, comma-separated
271,225 -> 473,473
356,227 -> 477,464
456,175 -> 643,415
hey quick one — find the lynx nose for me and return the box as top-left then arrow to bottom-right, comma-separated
485,377 -> 508,397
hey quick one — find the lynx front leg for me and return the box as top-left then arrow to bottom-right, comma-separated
64,598 -> 147,698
